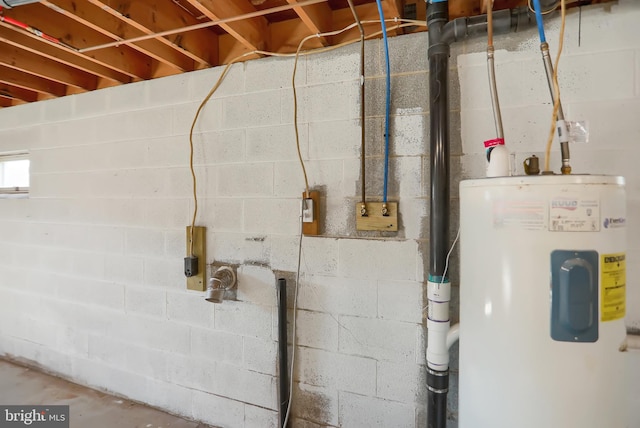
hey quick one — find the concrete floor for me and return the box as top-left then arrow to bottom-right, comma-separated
0,359 -> 212,428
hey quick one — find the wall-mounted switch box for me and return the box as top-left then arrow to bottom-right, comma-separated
186,226 -> 206,291
302,191 -> 320,236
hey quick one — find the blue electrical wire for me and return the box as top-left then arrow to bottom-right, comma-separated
375,0 -> 391,204
531,0 -> 547,43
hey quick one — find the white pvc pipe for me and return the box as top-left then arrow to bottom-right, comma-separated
426,280 -> 451,370
427,319 -> 450,369
447,323 -> 460,350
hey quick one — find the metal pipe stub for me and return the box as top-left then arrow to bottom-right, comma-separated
277,279 -> 289,428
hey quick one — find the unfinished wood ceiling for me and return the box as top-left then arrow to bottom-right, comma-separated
0,0 -> 609,108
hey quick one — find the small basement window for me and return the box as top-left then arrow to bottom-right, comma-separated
0,152 -> 30,196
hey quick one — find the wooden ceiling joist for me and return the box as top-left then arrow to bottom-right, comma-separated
0,44 -> 97,90
286,0 -> 332,46
0,0 -> 618,109
87,0 -> 217,69
0,83 -> 38,103
41,0 -> 195,73
0,97 -> 14,108
5,3 -> 153,80
0,64 -> 66,97
0,24 -> 130,84
384,0 -> 403,21
331,1 -> 402,43
185,0 -> 268,52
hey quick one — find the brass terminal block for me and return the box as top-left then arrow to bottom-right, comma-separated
355,201 -> 398,231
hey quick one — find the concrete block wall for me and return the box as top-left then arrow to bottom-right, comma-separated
0,31 -> 435,427
1,1 -> 639,426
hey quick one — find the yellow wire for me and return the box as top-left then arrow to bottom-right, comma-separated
543,0 -> 566,173
188,54 -> 253,255
188,18 -> 423,243
293,38 -> 311,199
486,0 -> 493,47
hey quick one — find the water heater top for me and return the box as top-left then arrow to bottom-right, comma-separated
460,174 -> 625,189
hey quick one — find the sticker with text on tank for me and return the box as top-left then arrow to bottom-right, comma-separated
492,199 -> 546,231
549,196 -> 600,232
601,253 -> 626,322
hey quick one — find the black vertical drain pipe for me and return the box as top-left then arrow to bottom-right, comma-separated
425,2 -> 538,427
277,278 -> 289,428
426,1 -> 450,427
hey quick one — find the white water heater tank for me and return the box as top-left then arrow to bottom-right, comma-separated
459,175 -> 628,428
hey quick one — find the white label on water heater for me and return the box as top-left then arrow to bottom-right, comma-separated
492,200 -> 546,230
549,197 -> 600,232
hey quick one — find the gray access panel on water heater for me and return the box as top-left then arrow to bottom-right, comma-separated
550,250 -> 599,343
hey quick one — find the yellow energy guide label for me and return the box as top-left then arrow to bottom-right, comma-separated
601,253 -> 626,322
